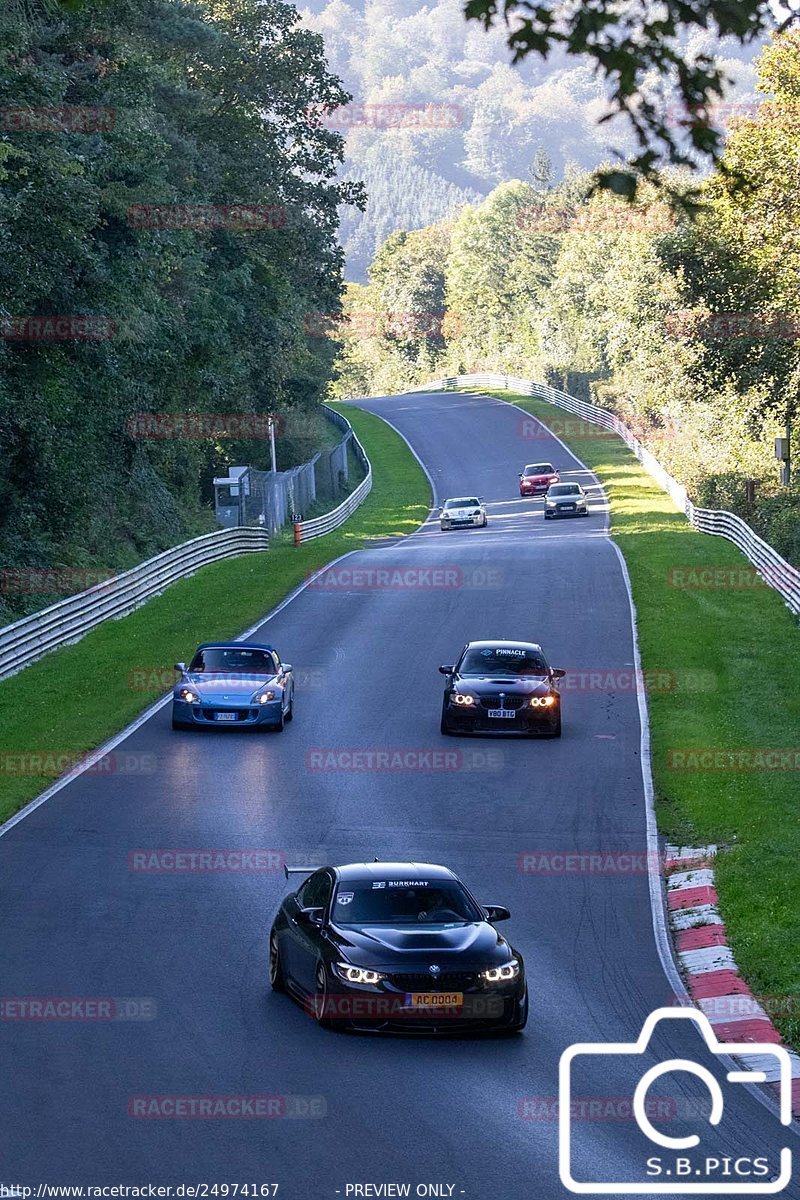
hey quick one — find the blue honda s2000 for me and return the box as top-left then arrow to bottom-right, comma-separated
171,642 -> 294,731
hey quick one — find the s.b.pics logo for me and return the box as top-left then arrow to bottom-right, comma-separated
559,1009 -> 793,1193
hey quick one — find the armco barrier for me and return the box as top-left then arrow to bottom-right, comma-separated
0,528 -> 271,681
293,405 -> 372,542
407,374 -> 800,616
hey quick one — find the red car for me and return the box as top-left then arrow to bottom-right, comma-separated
519,463 -> 560,496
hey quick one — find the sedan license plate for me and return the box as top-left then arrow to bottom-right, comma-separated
488,709 -> 516,719
405,992 -> 463,1008
559,504 -> 575,511
214,711 -> 237,722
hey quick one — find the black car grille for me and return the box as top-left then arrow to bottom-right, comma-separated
478,694 -> 526,711
389,971 -> 479,991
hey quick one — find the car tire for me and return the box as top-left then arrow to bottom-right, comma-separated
482,515 -> 488,527
272,706 -> 285,732
544,513 -> 552,521
507,989 -> 529,1032
440,701 -> 454,736
312,961 -> 334,1029
285,687 -> 294,722
171,715 -> 189,731
546,710 -> 562,738
269,931 -> 287,993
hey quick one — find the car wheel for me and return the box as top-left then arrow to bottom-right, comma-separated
312,961 -> 334,1029
269,931 -> 286,993
544,513 -> 552,521
272,706 -> 285,732
482,515 -> 488,527
440,701 -> 454,736
285,687 -> 294,722
171,715 -> 189,731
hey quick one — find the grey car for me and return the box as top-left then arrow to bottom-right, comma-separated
544,482 -> 589,519
172,642 -> 294,730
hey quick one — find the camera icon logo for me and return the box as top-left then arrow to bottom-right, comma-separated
559,1008 -> 793,1194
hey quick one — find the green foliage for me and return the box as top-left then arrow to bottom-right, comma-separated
463,0 -> 794,197
344,30 -> 800,564
0,0 -> 362,620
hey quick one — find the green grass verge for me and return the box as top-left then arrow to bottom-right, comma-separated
0,406 -> 430,825
477,388 -> 800,1046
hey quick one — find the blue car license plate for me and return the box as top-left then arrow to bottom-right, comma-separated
215,711 -> 237,722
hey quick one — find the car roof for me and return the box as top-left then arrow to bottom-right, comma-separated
548,482 -> 582,489
524,463 -> 554,470
463,639 -> 543,652
194,642 -> 277,653
333,862 -> 458,883
444,496 -> 479,503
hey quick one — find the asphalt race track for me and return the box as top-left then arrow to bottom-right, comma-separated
1,390 -> 797,1198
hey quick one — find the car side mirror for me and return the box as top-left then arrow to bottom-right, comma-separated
174,662 -> 186,673
281,663 -> 293,673
550,668 -> 566,679
483,904 -> 511,923
438,665 -> 454,675
518,473 -> 523,478
479,496 -> 486,502
296,906 -> 324,927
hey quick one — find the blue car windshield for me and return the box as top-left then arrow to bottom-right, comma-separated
189,648 -> 275,674
459,647 -> 548,677
332,881 -> 482,925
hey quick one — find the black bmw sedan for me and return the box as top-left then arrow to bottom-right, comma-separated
439,640 -> 565,737
269,861 -> 528,1034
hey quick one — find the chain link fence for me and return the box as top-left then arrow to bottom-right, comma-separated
214,408 -> 353,532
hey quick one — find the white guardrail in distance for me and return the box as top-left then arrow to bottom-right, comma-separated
407,373 -> 800,617
293,404 -> 373,542
0,528 -> 271,681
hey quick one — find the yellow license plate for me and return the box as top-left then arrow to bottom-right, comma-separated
405,992 -> 463,1008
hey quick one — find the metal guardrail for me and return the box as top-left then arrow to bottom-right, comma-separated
293,405 -> 373,542
408,373 -> 800,616
0,528 -> 271,682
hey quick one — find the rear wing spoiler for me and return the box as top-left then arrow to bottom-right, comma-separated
284,865 -> 322,880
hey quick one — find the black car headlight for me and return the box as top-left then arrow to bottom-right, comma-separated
530,695 -> 557,708
480,959 -> 520,984
453,693 -> 475,707
332,962 -> 387,985
178,687 -> 199,703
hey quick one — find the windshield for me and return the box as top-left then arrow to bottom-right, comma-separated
458,646 -> 549,676
332,880 -> 483,925
188,647 -> 276,675
444,497 -> 479,509
524,464 -> 553,476
549,484 -> 580,496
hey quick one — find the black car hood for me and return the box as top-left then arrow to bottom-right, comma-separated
331,921 -> 511,968
453,674 -> 552,696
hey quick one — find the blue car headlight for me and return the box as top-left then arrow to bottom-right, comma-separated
178,687 -> 199,703
253,689 -> 276,704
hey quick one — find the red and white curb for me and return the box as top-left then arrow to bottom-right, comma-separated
664,844 -> 800,1116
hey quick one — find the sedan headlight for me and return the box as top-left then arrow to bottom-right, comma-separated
453,693 -> 475,706
254,690 -> 276,704
530,695 -> 556,707
480,959 -> 520,983
332,962 -> 387,985
178,688 -> 199,703
545,500 -> 556,507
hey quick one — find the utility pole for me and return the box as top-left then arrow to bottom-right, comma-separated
268,414 -> 277,474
